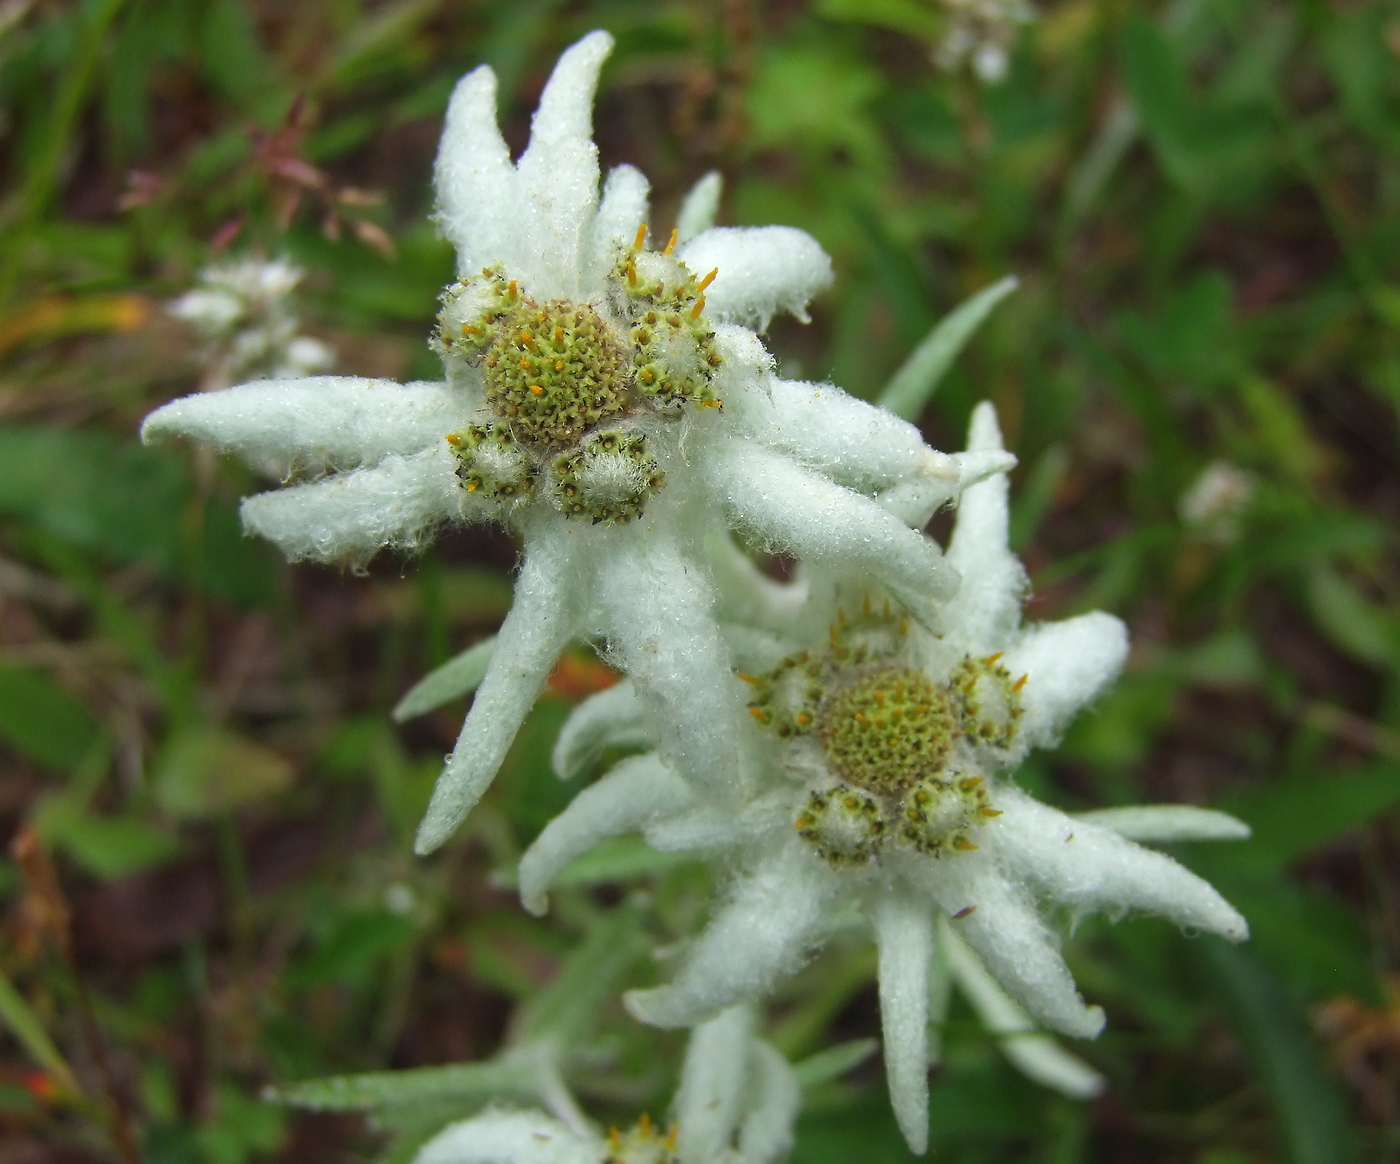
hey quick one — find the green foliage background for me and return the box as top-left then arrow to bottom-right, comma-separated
0,1 -> 1398,1162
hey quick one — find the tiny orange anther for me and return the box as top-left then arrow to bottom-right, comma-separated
461,323 -> 481,335
633,223 -> 648,251
690,295 -> 706,319
662,228 -> 677,255
518,358 -> 532,370
954,837 -> 979,850
1012,674 -> 1028,691
638,1113 -> 651,1134
466,481 -> 478,492
701,398 -> 722,408
554,360 -> 565,371
698,267 -> 718,291
984,652 -> 1004,665
530,384 -> 543,395
444,432 -> 463,446
980,806 -> 1003,818
507,279 -> 517,300
737,672 -> 760,685
749,706 -> 767,720
626,259 -> 637,286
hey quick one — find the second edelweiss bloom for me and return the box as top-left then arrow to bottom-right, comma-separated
142,32 -> 989,855
518,403 -> 1249,1155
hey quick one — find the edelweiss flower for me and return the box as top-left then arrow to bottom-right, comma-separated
142,32 -> 993,855
517,403 -> 1249,1154
170,256 -> 333,387
412,1007 -> 797,1164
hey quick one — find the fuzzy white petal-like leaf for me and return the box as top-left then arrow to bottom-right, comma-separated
413,1110 -> 601,1164
675,1006 -> 751,1164
515,31 -> 612,298
760,378 -> 955,493
416,528 -> 587,854
706,436 -> 958,607
142,378 -> 463,473
240,446 -> 469,564
584,164 -> 649,288
626,843 -> 838,1028
675,171 -> 722,245
518,753 -> 691,915
942,920 -> 1105,1099
434,66 -> 519,276
1076,805 -> 1251,843
873,894 -> 934,1155
592,532 -> 748,800
993,790 -> 1249,941
1006,613 -> 1129,753
551,680 -> 653,780
738,1041 -> 801,1164
678,226 -> 833,331
917,857 -> 1105,1039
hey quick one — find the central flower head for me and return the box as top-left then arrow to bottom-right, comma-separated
433,233 -> 722,525
817,667 -> 956,795
480,295 -> 630,447
743,603 -> 1021,868
605,1114 -> 677,1164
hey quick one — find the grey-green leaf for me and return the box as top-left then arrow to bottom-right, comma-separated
392,637 -> 496,723
876,276 -> 1018,421
266,1057 -> 539,1113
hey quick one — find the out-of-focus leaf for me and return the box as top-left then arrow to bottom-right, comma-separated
1008,443 -> 1067,551
815,0 -> 940,40
268,1057 -> 540,1113
0,667 -> 98,770
285,909 -> 415,992
1223,762 -> 1400,874
392,636 -> 496,722
1307,567 -> 1397,669
516,901 -> 646,1049
0,969 -> 77,1089
153,728 -> 294,820
1201,940 -> 1357,1164
33,796 -> 180,879
791,1038 -> 878,1090
877,276 -> 1019,421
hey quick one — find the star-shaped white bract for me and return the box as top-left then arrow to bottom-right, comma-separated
411,1007 -> 797,1164
516,402 -> 1248,1155
141,32 -> 989,855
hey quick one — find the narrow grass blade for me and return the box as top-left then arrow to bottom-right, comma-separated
876,276 -> 1019,421
0,969 -> 77,1090
1202,940 -> 1357,1164
791,1038 -> 878,1090
266,1057 -> 539,1112
392,637 -> 496,722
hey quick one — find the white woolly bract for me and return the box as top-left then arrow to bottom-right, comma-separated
678,226 -> 833,332
519,753 -> 691,915
941,919 -> 1105,1099
413,1110 -> 601,1164
676,172 -> 723,245
550,680 -> 650,780
240,446 -> 469,564
625,842 -> 839,1028
872,894 -> 934,1155
1004,612 -> 1129,756
144,378 -> 465,473
1075,804 -> 1251,843
991,790 -> 1249,941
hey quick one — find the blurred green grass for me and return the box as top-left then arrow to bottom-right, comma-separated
0,1 -> 1398,1162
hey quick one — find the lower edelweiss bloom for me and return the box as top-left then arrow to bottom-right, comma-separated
413,1007 -> 798,1164
519,403 -> 1249,1155
142,31 -> 994,855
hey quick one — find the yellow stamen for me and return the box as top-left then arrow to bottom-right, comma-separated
466,481 -> 478,492
633,223 -> 648,251
737,673 -> 760,685
507,279 -> 517,301
518,358 -> 531,370
1012,674 -> 1028,692
530,384 -> 543,396
626,259 -> 637,286
701,398 -> 722,408
980,806 -> 1003,817
461,323 -> 481,335
639,1113 -> 652,1135
698,267 -> 718,291
954,837 -> 979,851
749,706 -> 767,721
690,295 -> 706,319
984,651 -> 1004,665
663,228 -> 677,255
444,432 -> 463,446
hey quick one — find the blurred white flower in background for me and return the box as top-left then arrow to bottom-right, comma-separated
1179,460 -> 1255,543
170,255 -> 333,388
936,0 -> 1035,83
